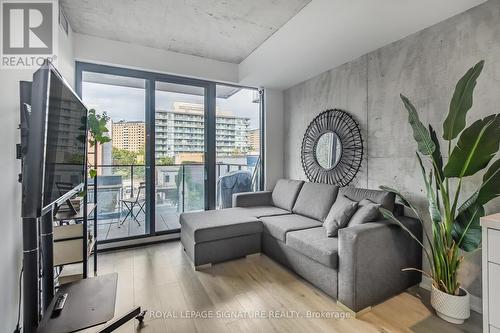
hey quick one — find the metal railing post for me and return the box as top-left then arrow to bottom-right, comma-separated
130,165 -> 134,197
182,164 -> 185,212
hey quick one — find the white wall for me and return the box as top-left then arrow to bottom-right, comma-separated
73,33 -> 238,83
0,23 -> 74,331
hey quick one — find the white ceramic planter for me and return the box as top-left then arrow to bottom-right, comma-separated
430,285 -> 470,324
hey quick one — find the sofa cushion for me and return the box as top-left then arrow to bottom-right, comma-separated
286,227 -> 339,269
239,206 -> 290,218
339,187 -> 395,211
292,182 -> 339,221
180,208 -> 261,243
348,199 -> 382,227
260,214 -> 322,242
272,179 -> 304,211
323,194 -> 358,237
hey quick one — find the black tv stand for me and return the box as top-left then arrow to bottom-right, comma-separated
36,273 -> 146,333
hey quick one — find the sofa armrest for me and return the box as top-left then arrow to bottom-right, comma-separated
232,191 -> 273,208
337,217 -> 422,312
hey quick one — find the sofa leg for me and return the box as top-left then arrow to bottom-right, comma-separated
336,301 -> 372,318
246,252 -> 261,259
194,263 -> 212,271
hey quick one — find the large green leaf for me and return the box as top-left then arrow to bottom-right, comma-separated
452,160 -> 500,251
379,185 -> 412,208
416,153 -> 441,223
443,60 -> 485,140
400,94 -> 435,156
453,203 -> 484,251
444,114 -> 500,178
477,159 -> 500,205
428,125 -> 444,183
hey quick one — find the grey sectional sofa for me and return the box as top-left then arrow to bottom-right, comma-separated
180,179 -> 422,313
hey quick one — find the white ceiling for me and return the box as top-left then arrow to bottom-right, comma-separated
239,0 -> 487,89
60,0 -> 311,64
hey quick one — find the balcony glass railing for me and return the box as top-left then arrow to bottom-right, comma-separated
87,162 -> 261,241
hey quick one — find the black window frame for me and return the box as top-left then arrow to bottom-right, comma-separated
75,61 -> 265,244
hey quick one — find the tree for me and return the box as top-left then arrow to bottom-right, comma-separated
157,156 -> 175,166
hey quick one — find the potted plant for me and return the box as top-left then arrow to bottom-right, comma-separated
87,109 -> 111,178
379,60 -> 500,324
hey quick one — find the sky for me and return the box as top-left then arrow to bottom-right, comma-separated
82,81 -> 261,129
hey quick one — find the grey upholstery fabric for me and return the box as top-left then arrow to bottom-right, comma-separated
339,187 -> 395,212
232,191 -> 273,208
337,217 -> 422,311
195,233 -> 261,265
292,182 -> 339,221
271,179 -> 304,211
238,206 -> 290,218
182,230 -> 261,266
262,233 -> 338,299
286,227 -> 339,268
260,214 -> 322,242
348,199 -> 382,227
180,179 -> 423,313
323,195 -> 358,237
180,208 -> 261,243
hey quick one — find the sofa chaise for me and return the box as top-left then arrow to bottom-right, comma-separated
180,179 -> 422,314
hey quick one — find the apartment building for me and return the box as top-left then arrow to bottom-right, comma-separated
155,102 -> 250,159
111,121 -> 146,152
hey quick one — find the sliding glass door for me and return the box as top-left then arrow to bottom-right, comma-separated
154,82 -> 206,232
77,62 -> 263,244
81,71 -> 148,241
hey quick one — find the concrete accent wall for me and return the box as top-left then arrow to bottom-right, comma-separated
264,89 -> 285,190
283,0 -> 500,303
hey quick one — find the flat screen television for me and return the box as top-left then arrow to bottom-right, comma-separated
21,62 -> 88,218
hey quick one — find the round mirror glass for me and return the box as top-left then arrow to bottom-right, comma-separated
315,132 -> 342,169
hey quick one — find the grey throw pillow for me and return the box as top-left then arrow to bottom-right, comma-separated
348,199 -> 382,227
323,194 -> 358,237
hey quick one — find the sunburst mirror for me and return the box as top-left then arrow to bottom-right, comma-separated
301,109 -> 363,186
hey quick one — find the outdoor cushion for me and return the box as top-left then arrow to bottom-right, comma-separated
271,179 -> 304,211
339,187 -> 395,212
292,182 -> 339,221
238,206 -> 290,218
286,227 -> 339,269
348,199 -> 382,227
323,194 -> 358,237
180,208 -> 261,243
260,214 -> 322,242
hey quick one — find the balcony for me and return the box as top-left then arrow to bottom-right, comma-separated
88,162 -> 260,241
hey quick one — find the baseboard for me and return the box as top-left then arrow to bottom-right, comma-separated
419,276 -> 482,314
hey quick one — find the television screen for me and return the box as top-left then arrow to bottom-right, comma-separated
42,67 -> 88,210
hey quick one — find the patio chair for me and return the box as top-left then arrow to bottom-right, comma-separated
120,182 -> 146,226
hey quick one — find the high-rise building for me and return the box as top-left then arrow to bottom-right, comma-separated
155,102 -> 251,159
111,121 -> 146,152
248,128 -> 260,152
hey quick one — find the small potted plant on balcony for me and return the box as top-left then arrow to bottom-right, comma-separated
87,109 -> 111,178
380,60 -> 500,324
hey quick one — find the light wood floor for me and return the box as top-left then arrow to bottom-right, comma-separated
81,241 -> 481,333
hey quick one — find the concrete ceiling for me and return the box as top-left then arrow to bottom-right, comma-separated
239,0 -> 488,89
60,0 -> 311,64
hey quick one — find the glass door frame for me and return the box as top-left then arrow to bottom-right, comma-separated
76,61 -> 264,244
